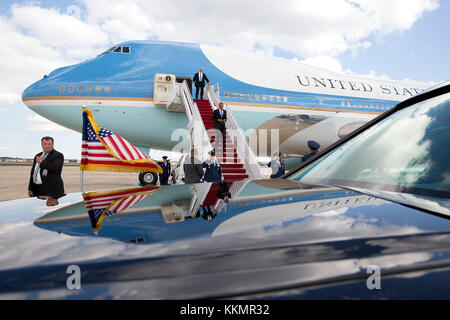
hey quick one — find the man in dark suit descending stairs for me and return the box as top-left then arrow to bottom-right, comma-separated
211,102 -> 227,154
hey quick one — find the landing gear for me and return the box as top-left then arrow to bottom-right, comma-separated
139,172 -> 158,186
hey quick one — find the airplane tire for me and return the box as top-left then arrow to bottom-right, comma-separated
139,172 -> 158,186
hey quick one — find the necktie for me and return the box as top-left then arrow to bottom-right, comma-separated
199,73 -> 202,81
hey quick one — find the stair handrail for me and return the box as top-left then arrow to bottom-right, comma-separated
180,80 -> 213,159
213,179 -> 250,214
204,84 -> 264,180
214,82 -> 220,102
188,182 -> 212,217
205,82 -> 221,109
179,81 -> 215,216
180,81 -> 194,122
165,82 -> 179,110
225,108 -> 264,180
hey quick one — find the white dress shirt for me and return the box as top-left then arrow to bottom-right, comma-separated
33,153 -> 48,185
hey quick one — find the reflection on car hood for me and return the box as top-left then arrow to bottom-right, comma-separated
1,178 -> 450,299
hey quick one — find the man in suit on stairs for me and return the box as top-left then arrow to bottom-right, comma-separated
211,102 -> 227,154
193,67 -> 210,99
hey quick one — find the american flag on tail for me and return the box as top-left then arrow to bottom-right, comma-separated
81,106 -> 162,173
83,186 -> 161,234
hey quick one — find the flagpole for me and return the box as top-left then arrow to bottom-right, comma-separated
80,169 -> 84,193
81,101 -> 86,193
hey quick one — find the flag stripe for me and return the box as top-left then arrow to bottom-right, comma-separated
130,143 -> 146,159
81,154 -> 119,160
81,152 -> 115,158
114,135 -> 135,161
81,159 -> 158,168
113,196 -> 134,212
121,195 -> 144,211
127,142 -> 140,159
105,135 -> 129,160
84,187 -> 159,199
84,194 -> 151,204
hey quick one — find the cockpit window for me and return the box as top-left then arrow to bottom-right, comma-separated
289,92 -> 450,216
100,47 -> 116,55
100,46 -> 131,56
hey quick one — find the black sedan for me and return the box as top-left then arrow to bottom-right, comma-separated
0,82 -> 448,300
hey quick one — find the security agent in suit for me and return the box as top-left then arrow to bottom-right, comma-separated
157,156 -> 171,185
183,149 -> 204,184
301,140 -> 321,163
211,102 -> 227,153
192,67 -> 210,99
28,136 -> 65,206
202,150 -> 223,182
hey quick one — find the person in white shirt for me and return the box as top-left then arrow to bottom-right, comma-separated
28,136 -> 65,206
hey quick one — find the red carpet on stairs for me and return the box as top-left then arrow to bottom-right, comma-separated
194,99 -> 249,207
200,182 -> 233,207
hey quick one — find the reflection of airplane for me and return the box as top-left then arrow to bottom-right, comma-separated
22,40 -> 431,164
34,180 -> 386,244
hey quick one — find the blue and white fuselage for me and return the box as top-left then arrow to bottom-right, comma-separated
22,40 -> 431,156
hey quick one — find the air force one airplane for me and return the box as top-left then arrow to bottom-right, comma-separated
22,40 -> 431,165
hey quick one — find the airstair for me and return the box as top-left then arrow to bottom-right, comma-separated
160,77 -> 264,219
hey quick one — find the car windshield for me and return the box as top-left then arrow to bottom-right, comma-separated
289,92 -> 450,216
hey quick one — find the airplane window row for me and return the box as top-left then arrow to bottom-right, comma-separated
59,86 -> 111,94
223,91 -> 288,103
221,91 -> 391,111
340,100 -> 391,110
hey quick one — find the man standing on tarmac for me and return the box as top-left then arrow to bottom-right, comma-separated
158,156 -> 171,185
28,136 -> 65,206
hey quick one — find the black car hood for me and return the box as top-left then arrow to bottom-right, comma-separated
1,178 -> 450,299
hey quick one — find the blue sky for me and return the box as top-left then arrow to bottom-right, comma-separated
0,0 -> 448,160
339,1 -> 450,82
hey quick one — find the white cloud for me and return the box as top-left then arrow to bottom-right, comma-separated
300,56 -> 347,74
26,114 -> 71,133
10,5 -> 108,48
298,55 -> 394,81
0,15 -> 69,106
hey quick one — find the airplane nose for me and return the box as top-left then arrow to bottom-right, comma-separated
21,67 -> 84,133
23,64 -> 76,110
22,78 -> 45,111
